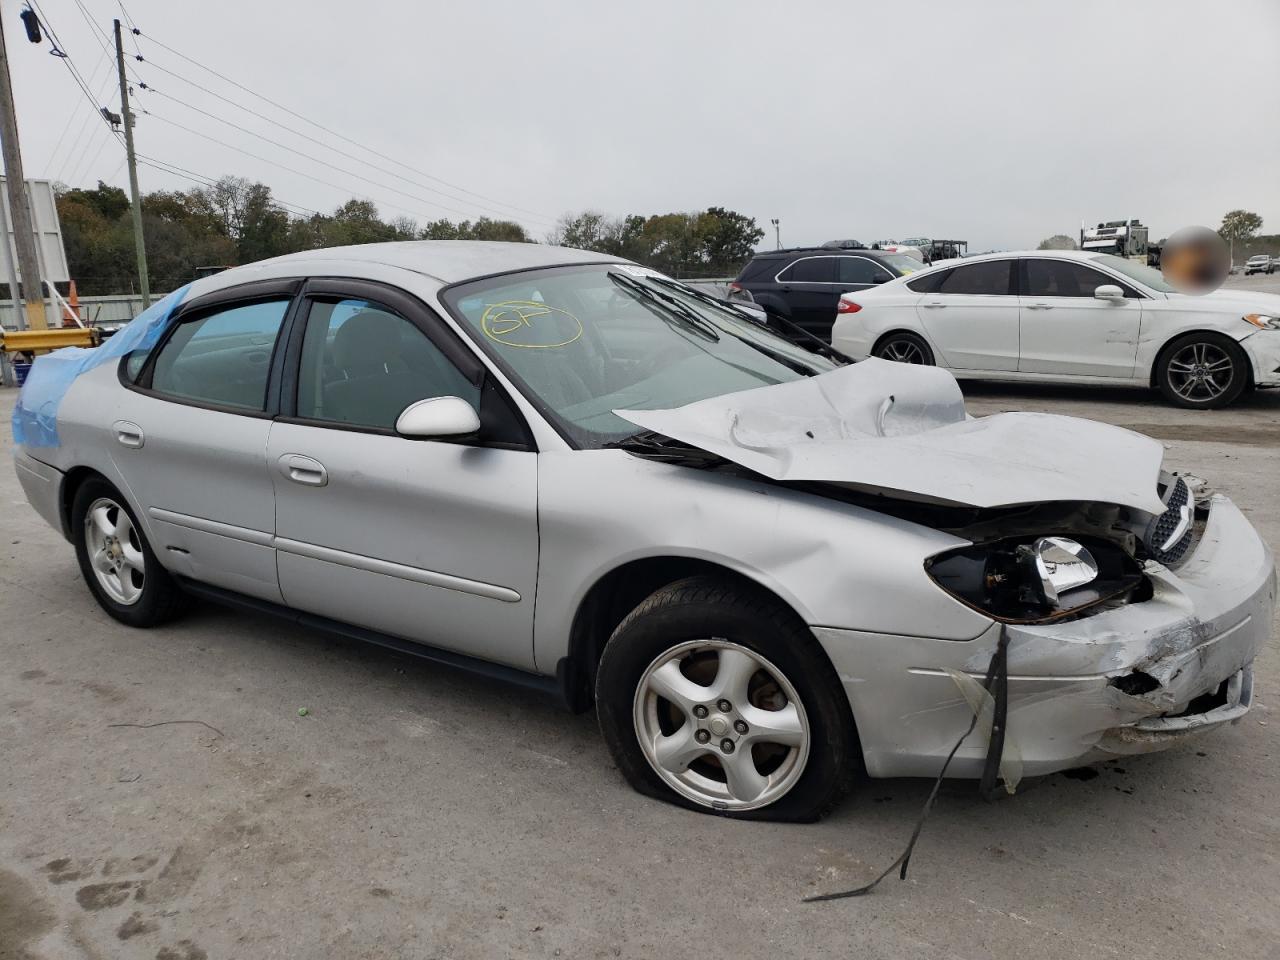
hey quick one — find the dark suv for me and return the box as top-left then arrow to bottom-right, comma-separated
729,246 -> 924,339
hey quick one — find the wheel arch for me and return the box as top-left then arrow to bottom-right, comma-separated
871,328 -> 936,363
558,555 -> 833,714
59,465 -> 112,541
1149,329 -> 1255,389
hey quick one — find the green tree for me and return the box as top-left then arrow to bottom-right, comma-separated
699,206 -> 765,273
1219,209 -> 1263,262
1037,234 -> 1078,250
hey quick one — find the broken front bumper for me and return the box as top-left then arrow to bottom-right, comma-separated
814,494 -> 1276,780
1242,331 -> 1280,387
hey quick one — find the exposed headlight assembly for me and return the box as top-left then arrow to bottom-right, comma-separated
925,535 -> 1146,623
1243,314 -> 1280,330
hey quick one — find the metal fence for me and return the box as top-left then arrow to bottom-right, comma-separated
0,293 -> 164,328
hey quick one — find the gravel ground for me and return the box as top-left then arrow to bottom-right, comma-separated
2,321 -> 1279,959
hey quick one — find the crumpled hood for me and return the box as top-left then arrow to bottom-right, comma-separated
615,359 -> 1167,513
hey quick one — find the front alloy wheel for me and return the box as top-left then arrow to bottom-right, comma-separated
633,639 -> 810,811
1157,333 -> 1248,409
595,576 -> 858,821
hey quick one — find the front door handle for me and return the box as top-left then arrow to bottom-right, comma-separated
113,421 -> 144,448
278,454 -> 328,487
1024,302 -> 1053,310
921,301 -> 946,308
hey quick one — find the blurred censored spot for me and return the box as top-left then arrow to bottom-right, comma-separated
1161,226 -> 1229,294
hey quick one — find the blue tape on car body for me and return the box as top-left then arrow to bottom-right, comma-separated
11,283 -> 193,449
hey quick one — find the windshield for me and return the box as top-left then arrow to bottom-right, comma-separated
1094,254 -> 1177,293
879,253 -> 926,273
443,264 -> 838,448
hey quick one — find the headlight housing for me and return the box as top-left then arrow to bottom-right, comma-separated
1243,314 -> 1280,330
925,535 -> 1146,623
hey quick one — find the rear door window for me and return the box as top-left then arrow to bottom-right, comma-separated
837,257 -> 892,284
935,260 -> 1015,295
147,300 -> 290,411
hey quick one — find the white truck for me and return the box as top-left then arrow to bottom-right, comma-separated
1080,219 -> 1149,260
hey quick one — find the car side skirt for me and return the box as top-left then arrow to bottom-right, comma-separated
175,577 -> 567,705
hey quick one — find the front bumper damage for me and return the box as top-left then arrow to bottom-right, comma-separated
815,494 -> 1276,780
1241,331 -> 1280,388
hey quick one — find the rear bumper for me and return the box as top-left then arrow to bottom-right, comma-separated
815,495 -> 1276,779
13,448 -> 67,539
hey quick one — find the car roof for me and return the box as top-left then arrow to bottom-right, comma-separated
928,249 -> 1107,264
749,246 -> 898,259
223,241 -> 628,284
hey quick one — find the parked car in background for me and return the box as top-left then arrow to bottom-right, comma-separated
1245,254 -> 1276,275
12,242 -> 1274,820
729,246 -> 925,340
830,250 -> 1280,408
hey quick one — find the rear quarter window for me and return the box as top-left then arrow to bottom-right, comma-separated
906,269 -> 952,293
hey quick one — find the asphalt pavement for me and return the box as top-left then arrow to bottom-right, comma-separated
2,314 -> 1278,959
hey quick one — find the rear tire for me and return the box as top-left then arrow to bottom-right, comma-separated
72,477 -> 186,627
595,576 -> 858,822
1156,333 -> 1249,409
873,330 -> 935,365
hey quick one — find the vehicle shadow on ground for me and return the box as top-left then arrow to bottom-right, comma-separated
959,379 -> 1280,412
186,596 -> 1207,844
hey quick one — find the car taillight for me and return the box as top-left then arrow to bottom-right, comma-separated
837,299 -> 861,314
728,282 -> 743,293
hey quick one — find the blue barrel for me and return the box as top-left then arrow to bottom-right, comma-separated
13,361 -> 31,386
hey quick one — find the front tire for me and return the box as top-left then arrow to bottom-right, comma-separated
72,477 -> 186,627
1156,333 -> 1249,409
873,330 -> 935,365
595,576 -> 858,822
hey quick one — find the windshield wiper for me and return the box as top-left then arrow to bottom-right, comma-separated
645,276 -> 851,364
608,272 -> 721,343
606,430 -> 726,469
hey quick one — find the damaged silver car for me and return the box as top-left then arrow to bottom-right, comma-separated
12,242 -> 1275,821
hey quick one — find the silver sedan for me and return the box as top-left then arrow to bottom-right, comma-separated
12,242 -> 1275,820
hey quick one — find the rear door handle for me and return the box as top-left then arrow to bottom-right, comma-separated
113,421 -> 144,448
278,454 -> 328,487
921,301 -> 946,308
1025,302 -> 1053,310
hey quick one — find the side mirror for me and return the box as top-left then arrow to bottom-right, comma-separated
1094,284 -> 1125,301
395,396 -> 481,438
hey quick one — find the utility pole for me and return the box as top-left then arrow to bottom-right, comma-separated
771,218 -> 781,250
114,18 -> 149,307
0,11 -> 46,329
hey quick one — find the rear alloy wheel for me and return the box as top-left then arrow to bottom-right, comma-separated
72,477 -> 186,627
596,576 -> 858,821
874,331 -> 934,365
1157,334 -> 1248,409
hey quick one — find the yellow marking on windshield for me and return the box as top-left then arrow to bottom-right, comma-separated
480,300 -> 583,349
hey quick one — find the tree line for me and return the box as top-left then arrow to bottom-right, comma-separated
54,177 -> 765,296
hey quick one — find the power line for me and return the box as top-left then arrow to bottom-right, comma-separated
26,0 -> 127,184
140,109 -> 466,225
137,83 -> 550,228
127,25 -> 554,222
45,45 -> 109,171
137,64 -> 555,228
134,153 -> 319,218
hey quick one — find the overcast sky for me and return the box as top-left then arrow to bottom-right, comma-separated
9,0 -> 1280,252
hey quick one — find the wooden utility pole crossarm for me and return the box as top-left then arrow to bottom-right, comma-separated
0,9 -> 47,329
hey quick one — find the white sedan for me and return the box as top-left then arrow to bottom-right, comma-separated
830,250 -> 1280,408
